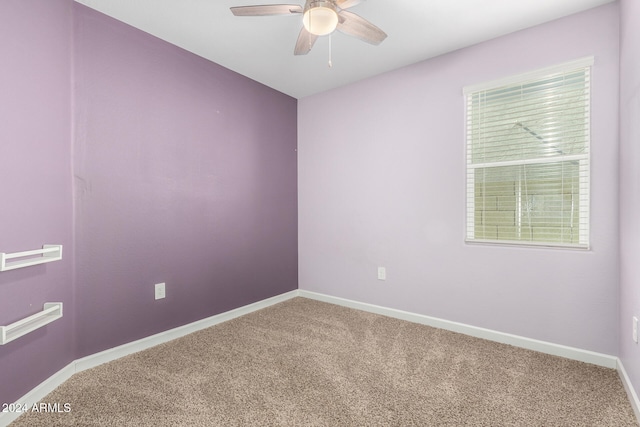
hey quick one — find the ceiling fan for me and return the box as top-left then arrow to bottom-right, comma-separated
230,0 -> 387,55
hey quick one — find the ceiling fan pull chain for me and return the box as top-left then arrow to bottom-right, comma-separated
328,34 -> 333,68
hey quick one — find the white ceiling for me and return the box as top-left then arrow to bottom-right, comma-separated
74,0 -> 614,99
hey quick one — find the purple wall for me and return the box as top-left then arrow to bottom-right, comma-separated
1,0 -> 297,406
619,0 -> 640,401
73,4 -> 297,357
0,0 -> 75,405
298,3 -> 620,354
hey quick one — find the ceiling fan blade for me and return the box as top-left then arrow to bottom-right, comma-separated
230,4 -> 303,16
294,27 -> 318,55
337,10 -> 387,45
336,0 -> 363,9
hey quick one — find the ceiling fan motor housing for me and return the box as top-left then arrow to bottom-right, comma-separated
303,1 -> 339,36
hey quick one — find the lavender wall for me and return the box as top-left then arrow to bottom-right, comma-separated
0,0 -> 75,405
73,4 -> 297,357
298,3 -> 620,354
619,0 -> 640,401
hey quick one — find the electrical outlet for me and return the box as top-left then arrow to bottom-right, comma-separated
377,267 -> 386,281
155,283 -> 166,300
634,316 -> 638,343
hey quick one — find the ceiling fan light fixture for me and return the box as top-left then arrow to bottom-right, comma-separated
303,1 -> 338,36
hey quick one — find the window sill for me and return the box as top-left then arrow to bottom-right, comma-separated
465,238 -> 590,251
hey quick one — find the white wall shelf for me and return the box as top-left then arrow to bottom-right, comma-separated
0,244 -> 62,272
0,303 -> 63,345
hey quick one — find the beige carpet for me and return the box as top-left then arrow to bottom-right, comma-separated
11,297 -> 638,426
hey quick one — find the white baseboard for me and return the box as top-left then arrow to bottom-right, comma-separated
618,359 -> 640,422
300,289 -> 637,423
0,362 -> 75,427
1,289 -> 632,427
75,290 -> 298,373
0,290 -> 298,427
298,290 -> 618,369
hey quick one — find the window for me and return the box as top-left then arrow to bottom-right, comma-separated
465,58 -> 592,248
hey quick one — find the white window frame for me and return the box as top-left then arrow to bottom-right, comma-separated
464,57 -> 593,249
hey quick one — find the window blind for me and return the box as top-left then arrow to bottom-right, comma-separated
465,60 -> 591,248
